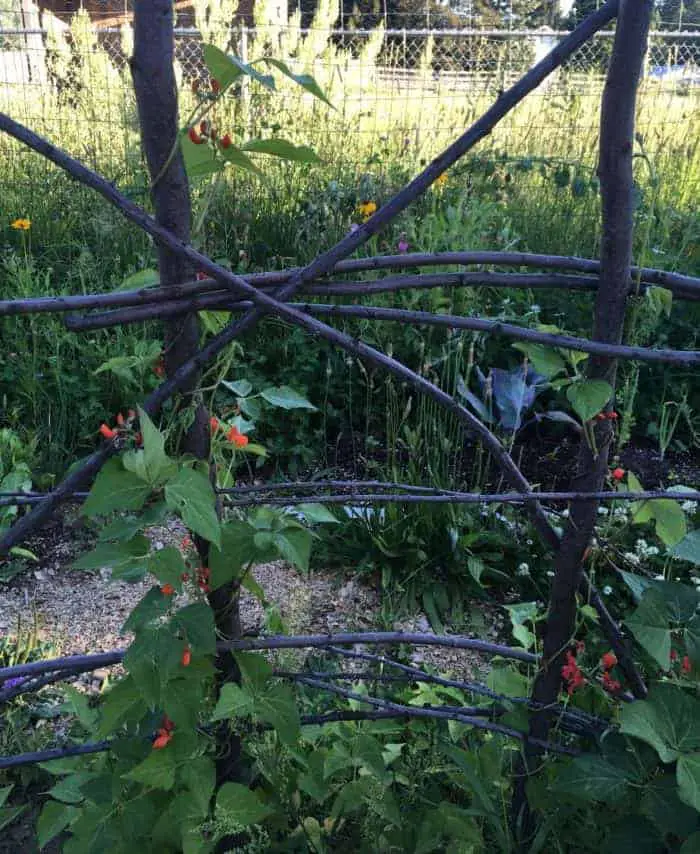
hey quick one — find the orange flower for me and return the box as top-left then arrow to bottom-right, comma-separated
601,651 -> 617,671
181,536 -> 192,549
210,416 -> 220,433
181,646 -> 191,667
153,730 -> 172,749
227,426 -> 249,448
99,423 -> 117,440
612,467 -> 625,481
161,583 -> 175,596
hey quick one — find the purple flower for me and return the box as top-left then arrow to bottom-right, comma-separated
397,238 -> 409,253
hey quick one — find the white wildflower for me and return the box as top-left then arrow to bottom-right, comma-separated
517,563 -> 530,577
546,570 -> 555,578
597,507 -> 609,516
603,585 -> 613,595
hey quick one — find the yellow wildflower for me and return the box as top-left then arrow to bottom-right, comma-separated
11,218 -> 31,231
357,201 -> 377,222
433,173 -> 448,189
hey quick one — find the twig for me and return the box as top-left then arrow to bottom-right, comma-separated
295,676 -> 579,755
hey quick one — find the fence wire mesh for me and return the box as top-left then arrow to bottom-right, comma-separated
0,10 -> 698,189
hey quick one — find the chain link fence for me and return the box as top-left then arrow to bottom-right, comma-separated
0,13 -> 698,186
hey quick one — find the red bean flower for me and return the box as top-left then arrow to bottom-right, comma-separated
682,655 -> 692,674
181,646 -> 192,667
99,423 -> 117,440
612,467 -> 625,481
601,651 -> 617,671
153,729 -> 172,750
210,416 -> 220,433
188,127 -> 205,145
227,426 -> 249,448
220,133 -> 232,150
161,583 -> 175,596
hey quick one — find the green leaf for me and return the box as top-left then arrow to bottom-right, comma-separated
165,467 -> 221,548
148,547 -> 187,591
296,503 -> 340,524
204,44 -> 275,91
73,535 -> 150,580
99,676 -> 146,736
216,783 -> 273,826
220,144 -> 264,178
677,752 -> 700,812
264,58 -> 334,108
620,684 -> 700,763
236,650 -> 273,689
552,754 -> 632,803
240,138 -> 320,163
162,675 -> 207,730
221,379 -> 253,398
686,614 -> 700,667
180,756 -> 216,817
121,407 -> 176,486
641,771 -> 699,838
208,518 -> 254,590
173,602 -> 216,655
672,530 -> 700,567
259,385 -> 316,410
487,662 -> 529,699
566,379 -> 613,422
511,342 -> 566,379
634,498 -> 687,547
256,683 -> 301,747
61,686 -> 98,734
125,746 -> 176,790
121,269 -> 159,289
618,569 -> 653,603
93,355 -> 139,384
0,804 -> 25,833
121,586 -> 170,634
81,458 -> 152,517
646,286 -> 673,318
181,131 -> 222,179
211,683 -> 255,721
681,832 -> 700,854
625,588 -> 672,670
47,774 -> 94,805
37,801 -> 79,848
274,527 -> 312,573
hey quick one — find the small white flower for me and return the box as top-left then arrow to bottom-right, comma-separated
546,570 -> 555,578
681,500 -> 697,515
517,563 -> 530,576
624,552 -> 640,565
647,546 -> 660,556
654,574 -> 665,581
603,585 -> 613,595
530,304 -> 541,313
561,509 -> 570,518
597,507 -> 609,516
691,577 -> 700,586
526,539 -> 533,546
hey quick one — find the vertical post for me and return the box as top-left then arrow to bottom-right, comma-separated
19,0 -> 44,84
130,0 -> 243,801
513,0 -> 653,844
239,24 -> 250,132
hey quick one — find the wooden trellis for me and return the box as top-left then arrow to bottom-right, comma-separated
0,0 -> 698,840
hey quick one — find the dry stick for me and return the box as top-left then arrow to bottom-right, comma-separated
514,2 -> 655,843
59,271 -> 700,330
0,632 -> 538,684
0,3 -> 615,557
66,296 -> 700,366
294,676 -> 579,756
3,487 -> 698,509
4,253 -> 699,319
